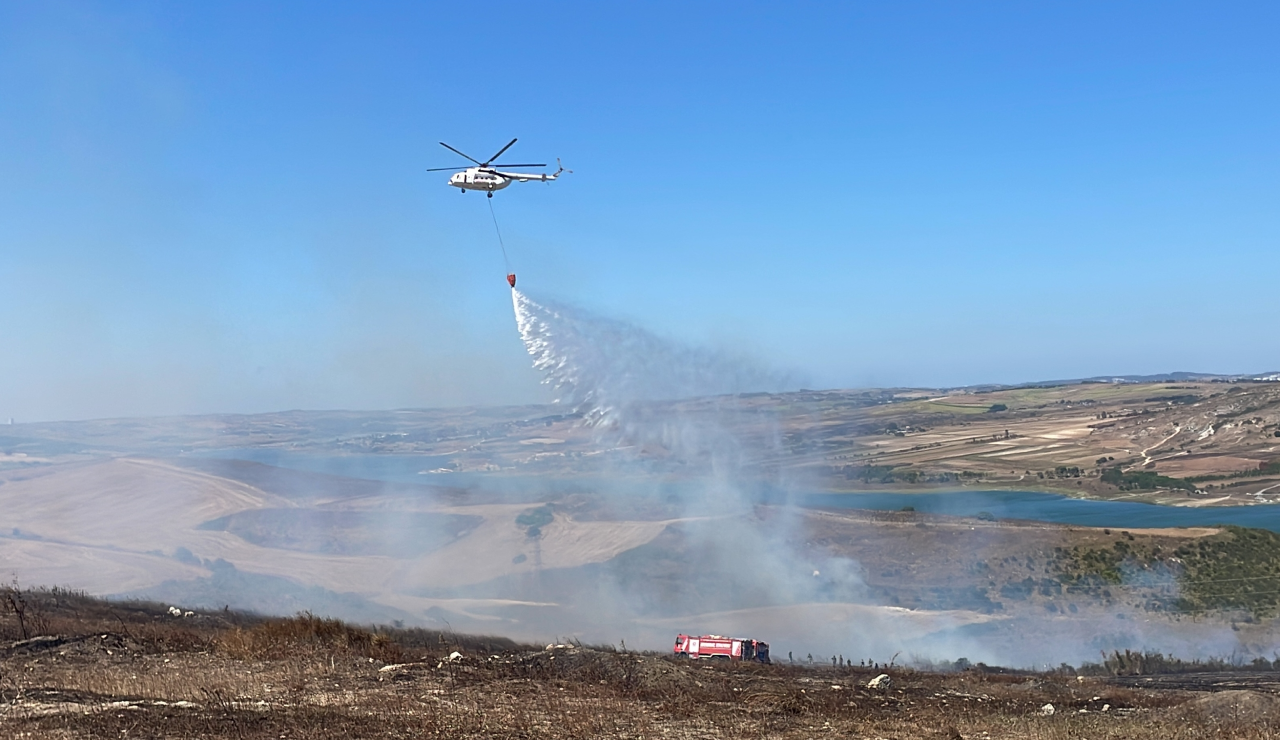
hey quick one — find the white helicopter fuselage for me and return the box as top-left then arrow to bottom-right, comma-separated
448,161 -> 566,194
449,167 -> 513,193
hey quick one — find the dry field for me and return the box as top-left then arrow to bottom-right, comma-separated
3,454 -> 1280,665
3,591 -> 1280,739
774,381 -> 1280,504
2,383 -> 1279,674
7,380 -> 1278,504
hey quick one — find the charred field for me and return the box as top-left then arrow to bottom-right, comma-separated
4,590 -> 1280,740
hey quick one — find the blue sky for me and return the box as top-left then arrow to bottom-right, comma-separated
2,1 -> 1278,421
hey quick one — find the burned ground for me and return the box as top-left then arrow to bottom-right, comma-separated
1,590 -> 1278,739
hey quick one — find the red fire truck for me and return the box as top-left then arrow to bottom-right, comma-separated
673,634 -> 771,663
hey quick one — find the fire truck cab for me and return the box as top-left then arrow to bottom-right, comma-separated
673,634 -> 771,663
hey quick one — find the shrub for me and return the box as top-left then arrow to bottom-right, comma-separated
516,505 -> 554,528
1174,527 -> 1280,617
1101,467 -> 1196,492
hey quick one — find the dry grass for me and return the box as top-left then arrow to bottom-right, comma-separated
218,612 -> 404,662
1,589 -> 1277,738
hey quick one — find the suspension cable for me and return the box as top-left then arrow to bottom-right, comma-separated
488,196 -> 511,273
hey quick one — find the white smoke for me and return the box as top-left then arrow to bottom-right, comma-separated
508,289 -> 880,645
505,288 -> 1274,668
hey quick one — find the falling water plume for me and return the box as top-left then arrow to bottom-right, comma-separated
512,289 -> 786,428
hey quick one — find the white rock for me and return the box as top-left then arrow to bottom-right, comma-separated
867,674 -> 892,690
1039,703 -> 1055,716
447,651 -> 463,662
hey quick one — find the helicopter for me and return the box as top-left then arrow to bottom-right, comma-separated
427,138 -> 568,197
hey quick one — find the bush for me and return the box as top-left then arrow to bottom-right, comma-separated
1175,527 -> 1280,616
516,505 -> 554,538
1101,467 -> 1196,492
516,505 -> 554,529
987,404 -> 1008,413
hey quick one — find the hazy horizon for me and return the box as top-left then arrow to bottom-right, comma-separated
7,365 -> 1277,426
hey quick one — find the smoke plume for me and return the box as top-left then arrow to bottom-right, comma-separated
504,288 -> 1279,668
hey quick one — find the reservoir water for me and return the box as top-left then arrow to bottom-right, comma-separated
192,448 -> 458,485
801,490 -> 1280,533
193,449 -> 1280,533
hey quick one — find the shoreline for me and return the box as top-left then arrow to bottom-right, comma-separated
810,481 -> 1255,507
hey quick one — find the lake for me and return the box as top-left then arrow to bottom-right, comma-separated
801,490 -> 1280,532
191,449 -> 1280,532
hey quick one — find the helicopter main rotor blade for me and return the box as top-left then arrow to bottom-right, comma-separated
483,138 -> 518,165
439,142 -> 482,165
488,163 -> 545,168
425,165 -> 470,172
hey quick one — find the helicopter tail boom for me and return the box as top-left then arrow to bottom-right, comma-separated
493,159 -> 572,183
